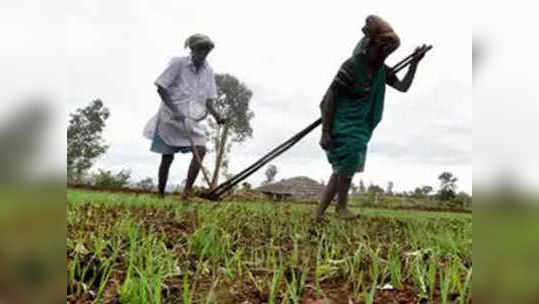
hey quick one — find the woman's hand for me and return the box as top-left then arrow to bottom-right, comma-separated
411,44 -> 428,65
320,132 -> 333,150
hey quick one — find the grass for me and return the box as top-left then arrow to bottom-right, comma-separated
67,189 -> 472,303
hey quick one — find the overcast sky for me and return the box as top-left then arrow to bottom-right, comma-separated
2,0 -> 473,193
472,1 -> 539,193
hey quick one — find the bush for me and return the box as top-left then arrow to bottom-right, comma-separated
92,169 -> 131,189
438,189 -> 456,201
67,172 -> 91,185
447,196 -> 466,209
135,177 -> 154,191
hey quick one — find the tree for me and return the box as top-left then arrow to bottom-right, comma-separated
422,185 -> 434,197
135,177 -> 155,191
359,179 -> 366,194
67,99 -> 110,182
438,172 -> 458,201
241,182 -> 252,190
262,164 -> 278,185
368,183 -> 384,195
207,74 -> 254,189
386,181 -> 394,196
413,187 -> 424,198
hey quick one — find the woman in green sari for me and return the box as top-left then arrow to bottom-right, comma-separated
315,15 -> 427,221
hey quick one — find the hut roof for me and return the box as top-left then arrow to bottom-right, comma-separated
257,176 -> 325,198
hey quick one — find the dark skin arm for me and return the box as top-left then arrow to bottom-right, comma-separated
386,44 -> 427,92
319,87 -> 337,150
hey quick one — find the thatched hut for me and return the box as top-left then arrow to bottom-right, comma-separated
257,176 -> 325,201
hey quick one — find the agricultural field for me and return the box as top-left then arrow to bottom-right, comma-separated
67,189 -> 472,304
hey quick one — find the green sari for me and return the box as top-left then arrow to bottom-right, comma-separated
325,43 -> 386,176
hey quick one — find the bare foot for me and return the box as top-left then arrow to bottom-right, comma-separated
181,189 -> 194,201
335,208 -> 360,220
312,210 -> 329,223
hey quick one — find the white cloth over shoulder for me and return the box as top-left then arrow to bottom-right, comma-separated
143,56 -> 218,147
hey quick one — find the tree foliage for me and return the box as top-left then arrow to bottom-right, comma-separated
207,73 -> 254,189
262,164 -> 278,185
67,99 -> 110,182
422,185 -> 434,196
368,183 -> 384,194
438,172 -> 458,201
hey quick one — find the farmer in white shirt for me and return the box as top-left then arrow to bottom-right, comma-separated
144,34 -> 226,199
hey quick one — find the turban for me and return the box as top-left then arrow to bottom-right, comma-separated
355,15 -> 400,56
184,34 -> 215,50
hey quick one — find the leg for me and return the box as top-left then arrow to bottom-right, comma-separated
335,174 -> 360,219
183,146 -> 207,198
158,154 -> 174,197
335,174 -> 352,210
314,173 -> 339,221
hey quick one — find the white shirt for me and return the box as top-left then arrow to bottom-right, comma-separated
143,56 -> 218,146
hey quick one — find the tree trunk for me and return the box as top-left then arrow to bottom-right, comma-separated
210,123 -> 230,189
